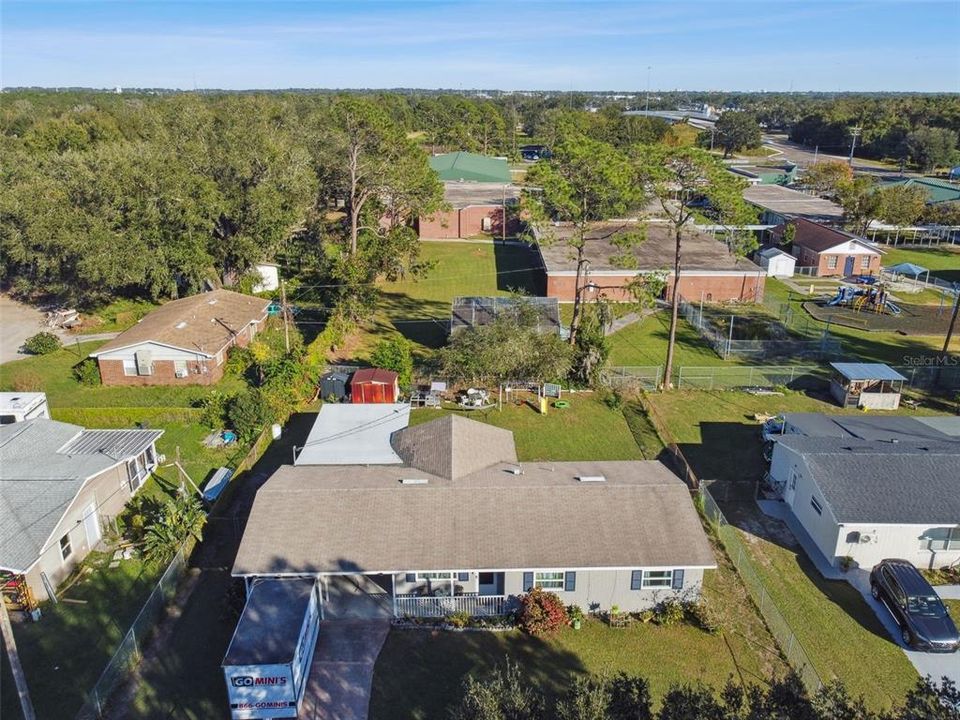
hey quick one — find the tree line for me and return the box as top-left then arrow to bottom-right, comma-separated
450,662 -> 959,720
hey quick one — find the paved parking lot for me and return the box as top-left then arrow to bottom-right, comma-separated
0,294 -> 61,364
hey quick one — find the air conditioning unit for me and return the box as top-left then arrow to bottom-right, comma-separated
135,350 -> 153,376
175,368 -> 189,378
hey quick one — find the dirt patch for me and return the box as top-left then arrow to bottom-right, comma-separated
802,300 -> 954,335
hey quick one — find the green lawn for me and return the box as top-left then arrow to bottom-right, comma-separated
410,393 -> 662,461
644,390 -> 935,708
333,241 -> 544,363
370,548 -> 787,720
0,340 -> 246,408
881,245 -> 960,285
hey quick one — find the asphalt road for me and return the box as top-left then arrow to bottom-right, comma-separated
762,134 -> 910,179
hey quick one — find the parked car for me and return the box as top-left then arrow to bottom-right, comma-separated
870,559 -> 959,653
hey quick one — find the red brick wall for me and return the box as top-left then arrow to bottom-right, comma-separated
417,210 -> 460,238
545,273 -> 765,303
814,252 -> 881,277
418,205 -> 519,239
98,358 -> 224,386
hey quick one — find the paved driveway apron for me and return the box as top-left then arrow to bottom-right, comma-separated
300,620 -> 390,720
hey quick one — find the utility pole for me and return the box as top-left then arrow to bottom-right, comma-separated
2,596 -> 37,720
847,126 -> 862,166
280,279 -> 290,353
502,184 -> 507,244
645,66 -> 652,113
943,286 -> 960,355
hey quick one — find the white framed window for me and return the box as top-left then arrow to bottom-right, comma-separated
59,533 -> 73,561
534,571 -> 565,590
416,572 -> 449,581
810,496 -> 823,515
860,255 -> 871,269
174,360 -> 188,377
641,570 -> 673,588
122,359 -> 137,376
826,256 -> 838,270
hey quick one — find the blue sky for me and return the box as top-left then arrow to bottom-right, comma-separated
2,1 -> 958,91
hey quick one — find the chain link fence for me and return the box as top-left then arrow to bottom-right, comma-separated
893,364 -> 960,391
679,297 -> 841,360
602,365 -> 661,391
76,543 -> 190,720
675,365 -> 828,391
699,484 -> 824,694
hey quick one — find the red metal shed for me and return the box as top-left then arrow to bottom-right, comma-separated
350,368 -> 400,404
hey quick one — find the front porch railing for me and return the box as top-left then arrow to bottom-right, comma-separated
394,594 -> 507,618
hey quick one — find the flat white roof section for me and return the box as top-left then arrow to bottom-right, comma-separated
294,403 -> 410,466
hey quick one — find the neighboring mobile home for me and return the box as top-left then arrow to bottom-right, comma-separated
90,290 -> 270,386
233,415 -> 717,619
0,419 -> 163,606
0,392 -> 50,425
768,435 -> 960,571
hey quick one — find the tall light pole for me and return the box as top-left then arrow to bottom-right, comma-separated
645,66 -> 652,113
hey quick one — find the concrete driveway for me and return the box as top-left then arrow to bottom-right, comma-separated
300,620 -> 390,720
0,294 -> 62,364
846,569 -> 960,683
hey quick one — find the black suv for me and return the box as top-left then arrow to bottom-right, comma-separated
870,559 -> 959,653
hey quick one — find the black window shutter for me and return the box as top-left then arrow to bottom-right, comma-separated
672,569 -> 684,590
523,572 -> 534,591
405,573 -> 416,583
630,570 -> 642,590
457,572 -> 469,582
564,571 -> 576,592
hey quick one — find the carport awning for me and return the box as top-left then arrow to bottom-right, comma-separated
886,262 -> 929,277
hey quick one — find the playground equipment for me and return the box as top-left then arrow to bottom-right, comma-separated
826,284 -> 901,315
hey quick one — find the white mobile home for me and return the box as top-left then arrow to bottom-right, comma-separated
0,392 -> 50,425
768,434 -> 960,571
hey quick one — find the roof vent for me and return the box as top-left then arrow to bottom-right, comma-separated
175,321 -> 188,329
576,475 -> 606,483
401,478 -> 429,485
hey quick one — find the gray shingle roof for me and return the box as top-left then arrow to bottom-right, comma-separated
0,419 -> 163,573
390,415 -> 518,480
234,421 -> 716,577
777,436 -> 960,524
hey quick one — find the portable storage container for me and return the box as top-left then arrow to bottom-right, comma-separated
222,578 -> 320,719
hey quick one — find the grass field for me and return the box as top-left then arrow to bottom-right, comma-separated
410,393 -> 663,461
644,389 -> 936,708
369,548 -> 787,719
881,245 -> 960,285
333,241 -> 545,363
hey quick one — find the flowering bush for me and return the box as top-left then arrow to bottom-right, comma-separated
517,587 -> 568,635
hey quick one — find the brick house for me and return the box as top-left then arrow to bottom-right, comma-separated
779,219 -> 883,277
0,419 -> 163,605
535,222 -> 766,304
90,289 -> 270,386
